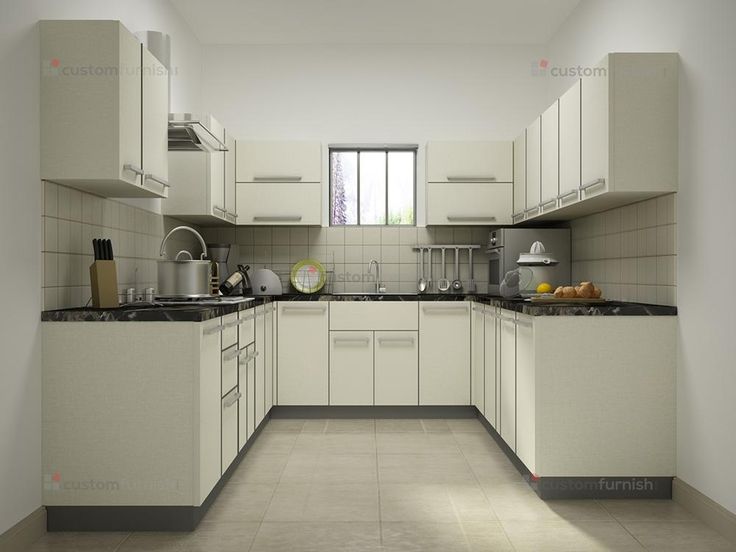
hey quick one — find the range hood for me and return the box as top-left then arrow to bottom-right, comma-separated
168,113 -> 228,152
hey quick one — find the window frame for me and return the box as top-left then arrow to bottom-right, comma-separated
329,144 -> 417,226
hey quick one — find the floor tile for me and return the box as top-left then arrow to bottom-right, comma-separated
597,499 -> 695,522
247,432 -> 298,455
263,419 -> 305,433
28,532 -> 129,551
622,520 -> 736,551
381,521 -> 468,552
200,482 -> 276,523
452,431 -> 504,455
262,483 -> 311,522
120,522 -> 260,551
227,453 -> 288,484
464,453 -> 523,482
376,432 -> 460,455
447,418 -> 487,433
380,483 -> 458,522
250,521 -> 381,552
312,453 -> 378,484
303,483 -> 380,521
447,483 -> 498,522
300,419 -> 328,433
421,419 -> 453,433
461,521 -> 515,551
325,419 -> 376,433
376,419 -> 425,433
378,453 -> 475,484
502,519 -> 645,551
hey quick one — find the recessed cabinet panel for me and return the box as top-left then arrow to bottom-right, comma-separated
558,79 -> 581,201
426,183 -> 512,226
471,305 -> 485,412
540,101 -> 559,209
236,182 -> 322,225
374,331 -> 419,406
499,311 -> 516,450
525,117 -> 541,212
426,142 -> 512,183
236,141 -> 322,183
483,308 -> 498,428
512,132 -> 526,221
329,331 -> 374,405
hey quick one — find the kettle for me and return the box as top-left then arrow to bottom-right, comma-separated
219,264 -> 253,296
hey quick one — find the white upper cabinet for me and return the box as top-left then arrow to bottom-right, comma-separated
224,134 -> 237,223
558,80 -> 581,205
426,141 -> 513,226
518,53 -> 678,223
540,100 -> 559,213
525,118 -> 541,214
236,141 -> 322,183
235,141 -> 322,225
512,132 -> 526,222
426,142 -> 513,183
40,20 -> 168,198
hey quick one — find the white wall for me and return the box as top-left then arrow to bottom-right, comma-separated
545,0 -> 736,514
0,0 -> 202,534
201,43 -> 548,225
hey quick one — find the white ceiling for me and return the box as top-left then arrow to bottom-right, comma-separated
171,0 -> 581,45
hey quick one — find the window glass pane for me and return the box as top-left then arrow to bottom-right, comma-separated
331,151 -> 358,225
387,151 -> 415,225
359,151 -> 386,225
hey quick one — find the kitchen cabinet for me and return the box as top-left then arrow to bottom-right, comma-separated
330,331 -> 374,405
525,117 -> 541,214
225,134 -> 237,222
558,80 -> 581,206
471,304 -> 485,412
426,141 -> 513,226
199,318 -> 223,500
163,116 -> 238,225
521,53 -> 678,222
236,141 -> 322,226
374,331 -> 419,406
540,101 -> 559,213
419,302 -> 470,405
514,314 -> 535,473
40,20 -> 168,198
254,306 -> 266,427
238,343 -> 256,448
483,306 -> 499,428
512,132 -> 526,222
221,387 -> 239,474
498,309 -> 516,450
277,302 -> 329,405
264,303 -> 274,414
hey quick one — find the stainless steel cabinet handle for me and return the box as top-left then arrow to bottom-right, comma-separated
223,390 -> 241,408
144,174 -> 170,188
377,337 -> 416,345
204,324 -> 225,335
223,346 -> 248,361
446,176 -> 497,182
253,215 -> 303,222
422,305 -> 469,314
472,306 -> 485,313
239,312 -> 256,322
239,350 -> 260,364
123,163 -> 144,176
515,317 -> 534,327
557,189 -> 578,200
333,337 -> 371,345
539,197 -> 557,208
213,205 -> 226,216
511,211 -> 526,220
524,206 -> 540,214
580,178 -> 606,191
446,216 -> 497,222
281,305 -> 326,313
253,176 -> 303,182
498,315 -> 516,322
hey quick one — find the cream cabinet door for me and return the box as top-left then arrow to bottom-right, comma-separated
512,132 -> 526,221
141,47 -> 169,198
515,314 -> 535,473
236,141 -> 322,183
483,308 -> 498,428
208,151 -> 227,220
264,304 -> 274,414
559,79 -> 581,205
329,331 -> 374,405
540,100 -> 559,211
419,303 -> 471,405
471,304 -> 485,412
581,56 -> 610,199
375,331 -> 419,406
238,344 -> 255,450
525,117 -> 541,213
277,303 -> 329,405
236,182 -> 321,225
254,307 -> 266,428
426,183 -> 512,225
224,134 -> 237,223
199,319 -> 222,502
499,310 -> 516,450
222,387 -> 239,474
426,142 -> 512,183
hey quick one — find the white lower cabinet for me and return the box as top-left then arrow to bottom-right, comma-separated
515,314 -> 535,473
499,309 -> 516,450
483,307 -> 498,428
374,331 -> 419,406
419,302 -> 471,405
221,387 -> 239,474
254,306 -> 266,427
471,304 -> 485,412
265,304 -> 274,413
277,303 -> 329,405
329,331 -> 374,405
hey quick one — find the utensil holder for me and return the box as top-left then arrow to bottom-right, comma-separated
89,260 -> 119,308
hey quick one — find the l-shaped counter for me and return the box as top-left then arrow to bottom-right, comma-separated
41,294 -> 677,530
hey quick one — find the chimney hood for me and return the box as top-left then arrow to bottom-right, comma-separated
168,113 -> 228,152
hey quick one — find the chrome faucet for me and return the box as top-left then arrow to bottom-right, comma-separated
367,259 -> 386,294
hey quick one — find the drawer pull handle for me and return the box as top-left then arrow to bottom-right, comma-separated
239,351 -> 260,364
377,337 -> 415,345
422,306 -> 469,314
253,215 -> 303,222
144,173 -> 170,188
252,176 -> 303,182
204,324 -> 225,335
223,390 -> 241,408
446,216 -> 497,222
223,346 -> 248,361
580,178 -> 606,191
333,337 -> 371,345
446,176 -> 496,182
281,306 -> 327,313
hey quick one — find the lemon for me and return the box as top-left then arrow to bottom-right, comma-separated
536,282 -> 553,294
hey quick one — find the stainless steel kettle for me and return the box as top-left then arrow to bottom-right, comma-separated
156,226 -> 212,298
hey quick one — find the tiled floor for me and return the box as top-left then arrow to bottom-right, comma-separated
29,418 -> 735,551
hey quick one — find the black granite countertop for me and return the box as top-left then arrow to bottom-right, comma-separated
41,297 -> 269,322
473,296 -> 677,316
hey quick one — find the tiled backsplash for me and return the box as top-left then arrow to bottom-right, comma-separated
570,194 -> 677,305
42,182 -> 200,310
200,226 -> 493,294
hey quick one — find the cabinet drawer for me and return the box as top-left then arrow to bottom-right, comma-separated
239,309 -> 256,345
236,141 -> 322,183
329,302 -> 418,331
427,141 -> 512,183
426,182 -> 512,225
236,182 -> 321,225
221,387 -> 240,474
221,344 -> 242,396
222,313 -> 239,350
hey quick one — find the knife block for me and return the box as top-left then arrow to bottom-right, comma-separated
89,260 -> 119,308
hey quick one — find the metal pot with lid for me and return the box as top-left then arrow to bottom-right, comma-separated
157,226 -> 213,298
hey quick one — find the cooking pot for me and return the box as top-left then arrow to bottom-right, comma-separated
157,226 -> 212,298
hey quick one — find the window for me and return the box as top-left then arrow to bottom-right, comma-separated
330,145 -> 416,225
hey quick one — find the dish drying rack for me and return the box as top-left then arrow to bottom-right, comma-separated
269,251 -> 336,294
